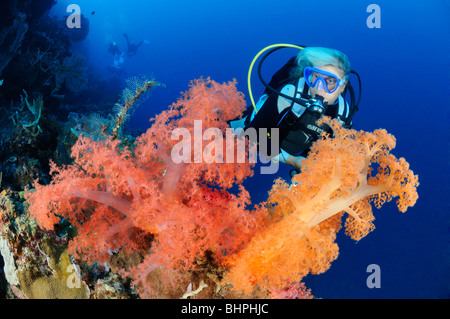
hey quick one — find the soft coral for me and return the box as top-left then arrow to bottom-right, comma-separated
26,78 -> 419,298
224,117 -> 419,293
26,78 -> 267,296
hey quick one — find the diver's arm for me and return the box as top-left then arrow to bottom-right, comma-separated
285,154 -> 306,172
123,33 -> 130,46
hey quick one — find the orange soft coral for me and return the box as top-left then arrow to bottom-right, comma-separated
224,117 -> 419,293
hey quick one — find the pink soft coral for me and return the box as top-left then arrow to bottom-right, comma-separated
26,78 -> 267,297
271,282 -> 314,299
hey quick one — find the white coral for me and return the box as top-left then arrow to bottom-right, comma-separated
0,235 -> 19,286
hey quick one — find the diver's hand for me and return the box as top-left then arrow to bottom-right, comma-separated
286,155 -> 306,173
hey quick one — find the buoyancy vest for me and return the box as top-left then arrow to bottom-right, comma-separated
244,77 -> 352,157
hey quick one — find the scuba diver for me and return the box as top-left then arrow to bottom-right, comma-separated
123,33 -> 146,57
108,41 -> 125,69
230,45 -> 361,176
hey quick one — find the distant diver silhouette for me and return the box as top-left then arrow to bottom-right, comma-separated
123,33 -> 145,57
108,41 -> 124,68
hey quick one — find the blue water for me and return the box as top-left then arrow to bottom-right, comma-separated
50,0 -> 449,298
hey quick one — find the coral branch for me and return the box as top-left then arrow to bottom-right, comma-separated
111,79 -> 158,140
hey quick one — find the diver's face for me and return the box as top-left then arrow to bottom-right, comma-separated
309,65 -> 346,105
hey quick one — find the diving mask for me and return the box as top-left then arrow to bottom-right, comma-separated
304,67 -> 345,94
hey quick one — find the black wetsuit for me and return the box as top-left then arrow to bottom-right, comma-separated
242,57 -> 351,158
123,33 -> 143,57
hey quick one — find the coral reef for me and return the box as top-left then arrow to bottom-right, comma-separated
12,90 -> 43,136
0,191 -> 89,298
0,90 -> 56,191
0,0 -> 91,194
53,54 -> 89,96
22,78 -> 418,298
0,0 -> 97,122
0,190 -> 135,299
0,12 -> 28,76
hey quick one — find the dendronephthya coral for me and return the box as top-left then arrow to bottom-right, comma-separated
21,78 -> 418,298
224,117 -> 419,293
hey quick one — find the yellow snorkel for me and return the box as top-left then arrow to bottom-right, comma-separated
247,44 -> 305,114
